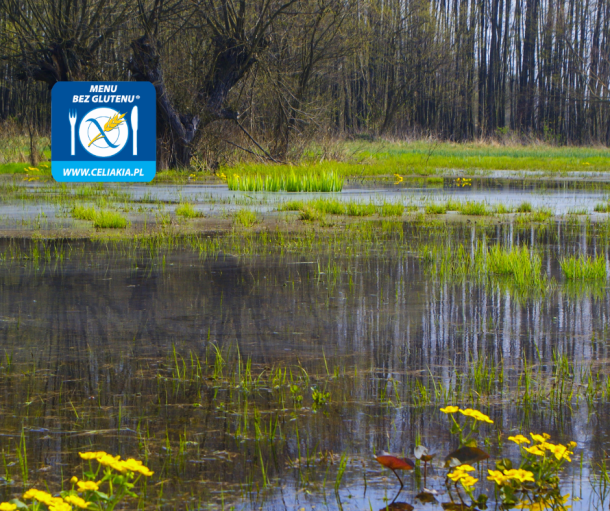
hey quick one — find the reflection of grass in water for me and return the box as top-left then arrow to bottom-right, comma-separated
560,254 -> 606,280
420,243 -> 553,298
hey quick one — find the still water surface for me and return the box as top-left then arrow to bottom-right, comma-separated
0,218 -> 609,509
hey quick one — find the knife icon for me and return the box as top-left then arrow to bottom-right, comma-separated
131,106 -> 138,155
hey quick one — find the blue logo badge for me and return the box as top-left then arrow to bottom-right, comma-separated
52,82 -> 156,182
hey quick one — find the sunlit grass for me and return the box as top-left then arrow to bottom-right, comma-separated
71,205 -> 97,221
279,199 -> 405,218
560,254 -> 606,280
233,209 -> 258,227
175,203 -> 202,218
93,210 -> 128,229
226,170 -> 343,192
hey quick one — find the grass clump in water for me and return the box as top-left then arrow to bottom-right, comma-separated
233,209 -> 258,227
227,170 -> 343,192
71,205 -> 97,221
560,254 -> 606,280
93,210 -> 128,229
279,199 -> 404,218
380,202 -> 404,216
460,201 -> 489,216
517,202 -> 532,213
425,203 -> 448,215
175,203 -> 202,218
594,202 -> 610,213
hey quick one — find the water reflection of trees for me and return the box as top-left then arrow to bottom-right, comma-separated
0,238 -> 608,506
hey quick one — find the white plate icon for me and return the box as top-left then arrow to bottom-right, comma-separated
79,107 -> 129,157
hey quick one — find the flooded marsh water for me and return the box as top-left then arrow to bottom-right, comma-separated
1,216 -> 610,509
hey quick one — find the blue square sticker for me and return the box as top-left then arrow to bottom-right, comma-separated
52,82 -> 156,182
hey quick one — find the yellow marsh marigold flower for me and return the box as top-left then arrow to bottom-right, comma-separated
487,470 -> 508,485
543,442 -> 572,462
459,474 -> 478,489
0,503 -> 17,511
524,445 -> 546,457
70,476 -> 79,484
508,435 -> 530,445
64,494 -> 89,509
79,451 -> 107,460
530,433 -> 549,444
440,406 -> 459,414
22,489 -> 60,507
459,408 -> 494,424
504,469 -> 535,483
447,464 -> 476,482
49,503 -> 72,511
77,481 -> 99,492
121,458 -> 154,476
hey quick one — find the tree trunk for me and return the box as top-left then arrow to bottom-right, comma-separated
129,36 -> 199,170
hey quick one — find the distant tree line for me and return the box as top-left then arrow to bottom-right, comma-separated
1,0 -> 609,169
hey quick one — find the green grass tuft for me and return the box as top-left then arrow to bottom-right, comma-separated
71,205 -> 97,221
233,209 -> 258,227
560,255 -> 606,280
227,170 -> 343,192
175,203 -> 202,218
93,210 -> 128,229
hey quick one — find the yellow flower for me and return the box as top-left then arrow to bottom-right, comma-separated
530,433 -> 550,443
447,464 -> 476,482
22,489 -> 58,506
64,494 -> 89,509
542,442 -> 572,462
70,476 -> 79,484
440,406 -> 459,414
568,441 -> 577,449
120,458 -> 154,477
23,489 -> 38,499
508,435 -> 531,445
49,503 -> 72,511
459,408 -> 494,424
524,445 -> 546,457
0,503 -> 17,511
504,469 -> 535,483
77,481 -> 99,492
487,470 -> 508,485
459,475 -> 479,489
79,451 -> 107,460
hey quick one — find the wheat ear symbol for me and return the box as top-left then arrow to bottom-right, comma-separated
88,112 -> 126,147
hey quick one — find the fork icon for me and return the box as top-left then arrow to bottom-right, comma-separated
68,110 -> 77,155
